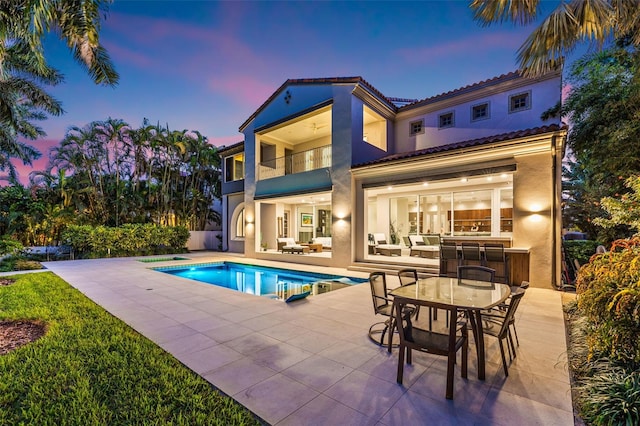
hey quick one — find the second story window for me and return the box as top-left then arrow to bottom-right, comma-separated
509,91 -> 531,113
438,112 -> 454,129
225,153 -> 244,182
410,120 -> 424,136
471,103 -> 489,121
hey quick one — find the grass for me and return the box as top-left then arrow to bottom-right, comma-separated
0,272 -> 263,425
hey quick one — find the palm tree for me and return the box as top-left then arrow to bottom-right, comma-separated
470,0 -> 640,76
0,39 -> 64,181
1,0 -> 119,87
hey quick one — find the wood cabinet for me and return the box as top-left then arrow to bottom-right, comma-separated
447,208 -> 513,233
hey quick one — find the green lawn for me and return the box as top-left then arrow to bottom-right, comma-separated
0,272 -> 263,425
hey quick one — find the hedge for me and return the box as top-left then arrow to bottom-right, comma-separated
61,224 -> 190,258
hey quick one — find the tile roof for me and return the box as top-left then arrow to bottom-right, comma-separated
397,71 -> 521,111
352,124 -> 567,169
217,140 -> 244,155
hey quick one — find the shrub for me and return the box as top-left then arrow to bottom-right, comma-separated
576,237 -> 640,366
578,368 -> 640,426
0,237 -> 23,256
564,240 -> 599,265
61,224 -> 190,258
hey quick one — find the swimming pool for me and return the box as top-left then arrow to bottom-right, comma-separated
155,262 -> 367,301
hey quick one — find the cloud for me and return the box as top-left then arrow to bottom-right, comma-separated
395,31 -> 525,64
209,134 -> 243,148
207,75 -> 276,109
103,41 -> 154,68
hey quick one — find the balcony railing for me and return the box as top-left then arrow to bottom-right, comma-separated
258,145 -> 331,181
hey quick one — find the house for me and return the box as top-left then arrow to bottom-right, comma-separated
219,70 -> 566,288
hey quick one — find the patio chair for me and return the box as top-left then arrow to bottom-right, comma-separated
483,243 -> 509,284
461,242 -> 482,266
276,237 -> 308,254
393,295 -> 468,400
485,280 -> 529,348
372,233 -> 402,256
481,288 -> 526,376
439,241 -> 459,277
457,265 -> 496,286
397,268 -> 425,324
368,272 -> 396,351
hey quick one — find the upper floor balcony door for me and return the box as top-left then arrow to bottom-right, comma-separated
257,106 -> 332,181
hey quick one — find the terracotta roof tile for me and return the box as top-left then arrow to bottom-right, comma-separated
217,140 -> 244,155
352,124 -> 566,168
397,71 -> 521,111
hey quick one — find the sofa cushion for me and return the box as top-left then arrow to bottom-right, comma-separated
312,237 -> 332,248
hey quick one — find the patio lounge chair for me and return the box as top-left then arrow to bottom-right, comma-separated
407,235 -> 439,258
372,233 -> 402,256
276,238 -> 309,254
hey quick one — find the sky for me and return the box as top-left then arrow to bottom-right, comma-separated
16,0 -> 563,183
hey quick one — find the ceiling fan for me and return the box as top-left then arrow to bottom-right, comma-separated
306,122 -> 329,134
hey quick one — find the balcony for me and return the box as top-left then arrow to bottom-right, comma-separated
258,145 -> 331,181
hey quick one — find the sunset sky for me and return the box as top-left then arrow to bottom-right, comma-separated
18,0 -> 562,183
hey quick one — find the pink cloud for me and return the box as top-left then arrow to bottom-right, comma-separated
207,75 -> 276,109
396,32 -> 524,64
209,134 -> 243,148
7,138 -> 58,185
103,41 -> 154,68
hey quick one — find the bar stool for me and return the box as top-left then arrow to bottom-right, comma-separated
439,241 -> 459,278
483,243 -> 510,284
461,242 -> 482,266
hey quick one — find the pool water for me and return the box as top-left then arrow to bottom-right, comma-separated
155,262 -> 367,301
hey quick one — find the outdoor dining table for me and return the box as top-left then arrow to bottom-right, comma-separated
390,276 -> 511,380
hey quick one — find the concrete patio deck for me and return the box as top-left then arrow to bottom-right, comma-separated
42,252 -> 575,425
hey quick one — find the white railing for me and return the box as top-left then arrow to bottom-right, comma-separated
258,145 -> 331,181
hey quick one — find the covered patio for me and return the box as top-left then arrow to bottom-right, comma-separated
44,253 -> 575,425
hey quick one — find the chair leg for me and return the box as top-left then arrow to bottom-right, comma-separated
498,338 -> 509,377
461,333 -> 468,379
396,345 -> 405,384
446,353 -> 455,399
511,322 -> 520,346
506,329 -> 516,360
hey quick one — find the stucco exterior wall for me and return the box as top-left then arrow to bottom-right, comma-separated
394,73 -> 562,153
513,151 -> 556,289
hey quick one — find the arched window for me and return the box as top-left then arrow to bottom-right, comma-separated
231,204 -> 245,240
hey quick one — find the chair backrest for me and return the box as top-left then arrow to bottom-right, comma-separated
423,235 -> 441,246
495,288 -> 525,337
277,237 -> 296,245
440,242 -> 458,260
369,272 -> 390,315
397,269 -> 418,286
483,243 -> 505,263
393,296 -> 463,354
408,235 -> 425,246
457,265 -> 496,286
461,242 -> 481,261
372,233 -> 387,244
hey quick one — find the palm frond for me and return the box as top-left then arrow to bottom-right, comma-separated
612,0 -> 640,46
517,2 -> 579,76
470,0 -> 540,26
